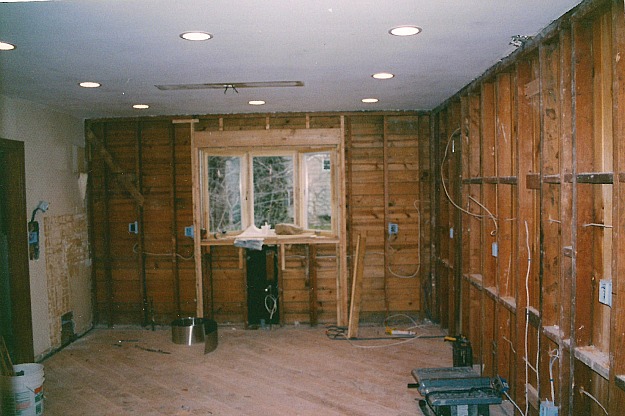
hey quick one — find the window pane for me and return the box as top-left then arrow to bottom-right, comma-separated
207,156 -> 242,233
253,156 -> 294,226
304,152 -> 332,230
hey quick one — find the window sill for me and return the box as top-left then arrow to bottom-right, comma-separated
201,234 -> 340,246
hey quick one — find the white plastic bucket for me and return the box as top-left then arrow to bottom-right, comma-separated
0,363 -> 45,416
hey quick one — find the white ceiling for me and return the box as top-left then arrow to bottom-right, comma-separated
0,0 -> 582,120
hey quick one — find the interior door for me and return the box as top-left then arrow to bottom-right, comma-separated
0,138 -> 34,363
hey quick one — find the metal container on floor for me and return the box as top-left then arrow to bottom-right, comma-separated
171,317 -> 206,345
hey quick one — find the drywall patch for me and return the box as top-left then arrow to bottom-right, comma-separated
44,213 -> 91,349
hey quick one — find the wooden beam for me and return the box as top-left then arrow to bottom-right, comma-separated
188,119 -> 204,318
308,245 -> 318,326
337,116 -> 349,326
170,123 -> 181,316
383,116 -> 390,315
611,0 -> 625,411
193,128 -> 342,148
135,122 -> 149,327
85,128 -> 145,206
347,235 -> 366,339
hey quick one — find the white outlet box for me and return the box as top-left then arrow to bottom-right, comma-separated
599,279 -> 612,306
492,242 -> 498,257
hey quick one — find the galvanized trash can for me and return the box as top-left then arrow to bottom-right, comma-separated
171,317 -> 206,345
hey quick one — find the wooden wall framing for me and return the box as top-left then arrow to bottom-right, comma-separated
87,112 -> 429,328
430,0 -> 625,413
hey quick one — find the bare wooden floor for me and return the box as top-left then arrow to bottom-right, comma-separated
41,324 -> 514,415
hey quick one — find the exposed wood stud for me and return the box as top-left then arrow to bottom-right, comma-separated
135,121 -> 149,327
170,123 -> 181,316
86,129 -> 145,206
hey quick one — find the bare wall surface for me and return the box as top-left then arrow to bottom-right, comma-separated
0,94 -> 89,358
44,213 -> 92,349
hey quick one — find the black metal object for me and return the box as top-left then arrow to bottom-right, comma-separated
411,367 -> 503,416
246,245 -> 279,326
444,335 -> 473,367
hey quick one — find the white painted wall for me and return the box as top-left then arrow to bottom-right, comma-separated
0,94 -> 88,358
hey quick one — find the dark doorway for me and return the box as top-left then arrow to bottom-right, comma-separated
246,245 -> 279,327
0,138 -> 34,363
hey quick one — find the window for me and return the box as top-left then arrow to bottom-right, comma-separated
206,156 -> 242,233
252,155 -> 294,227
303,153 -> 332,230
203,150 -> 334,235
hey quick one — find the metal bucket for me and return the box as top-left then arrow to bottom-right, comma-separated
171,317 -> 206,345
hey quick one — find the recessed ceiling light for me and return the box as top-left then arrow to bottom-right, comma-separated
362,98 -> 379,103
180,31 -> 213,41
79,81 -> 101,88
248,100 -> 266,106
389,26 -> 422,36
133,104 -> 149,109
372,72 -> 394,80
0,41 -> 16,51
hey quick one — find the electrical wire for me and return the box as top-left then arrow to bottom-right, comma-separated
265,294 -> 278,321
504,390 -> 525,416
377,200 -> 423,279
579,387 -> 608,415
324,316 -> 442,349
523,220 -> 531,416
440,127 -> 498,236
548,348 -> 559,403
132,243 -> 194,260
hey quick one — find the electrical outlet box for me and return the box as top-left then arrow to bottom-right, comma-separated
388,223 -> 398,235
599,279 -> 612,306
449,227 -> 454,239
128,221 -> 138,234
184,226 -> 194,238
539,400 -> 558,416
492,242 -> 498,257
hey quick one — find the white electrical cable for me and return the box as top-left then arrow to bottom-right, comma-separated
504,390 -> 525,416
440,128 -> 499,236
579,387 -> 608,415
382,200 -> 422,279
264,294 -> 278,321
548,348 -> 559,403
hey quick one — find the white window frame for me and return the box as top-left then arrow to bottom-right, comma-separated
201,147 -> 335,235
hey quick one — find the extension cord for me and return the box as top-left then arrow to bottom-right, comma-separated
386,329 -> 415,336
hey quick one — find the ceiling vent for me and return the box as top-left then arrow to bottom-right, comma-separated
155,81 -> 304,91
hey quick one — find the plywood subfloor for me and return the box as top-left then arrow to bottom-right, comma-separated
41,324 -> 514,415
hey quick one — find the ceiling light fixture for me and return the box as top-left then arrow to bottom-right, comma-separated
0,41 -> 16,51
79,81 -> 101,88
389,26 -> 422,36
372,72 -> 394,80
133,104 -> 149,109
361,98 -> 379,103
248,100 -> 266,106
180,31 -> 213,41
